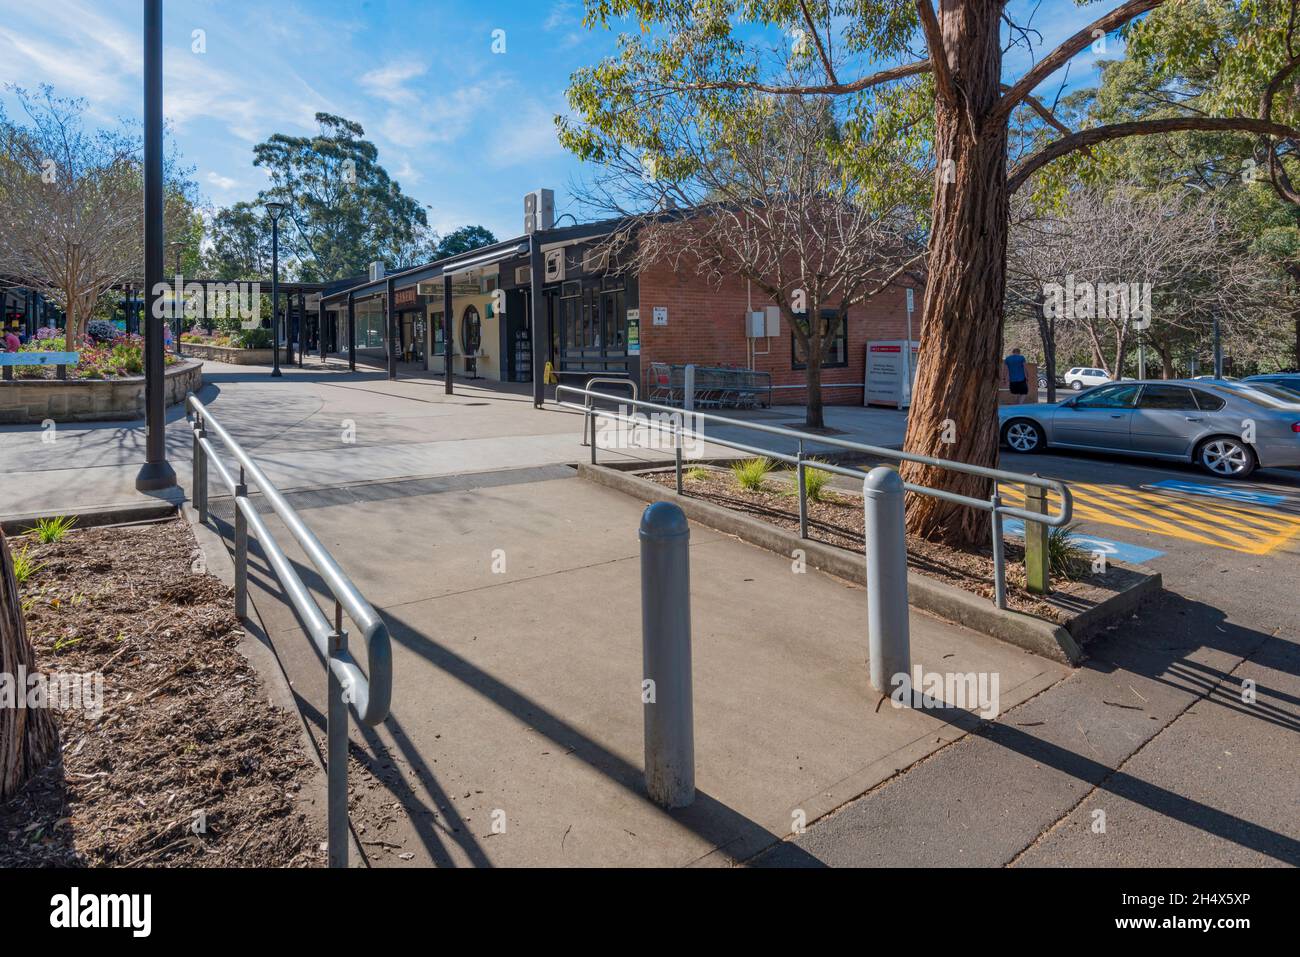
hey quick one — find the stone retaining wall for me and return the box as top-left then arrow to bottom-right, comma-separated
0,360 -> 203,424
179,343 -> 274,365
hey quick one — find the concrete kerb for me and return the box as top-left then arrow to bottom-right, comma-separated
0,493 -> 183,536
577,462 -> 1163,666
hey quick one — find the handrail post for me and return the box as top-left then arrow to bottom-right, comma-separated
194,418 -> 208,525
328,600 -> 349,868
190,409 -> 202,516
796,439 -> 808,539
1024,479 -> 1050,595
639,502 -> 694,808
863,468 -> 911,694
234,467 -> 248,619
674,415 -> 684,494
990,488 -> 1007,609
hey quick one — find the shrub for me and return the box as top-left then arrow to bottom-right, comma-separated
106,343 -> 144,376
685,464 -> 711,482
731,456 -> 774,492
236,327 -> 273,349
85,319 -> 122,344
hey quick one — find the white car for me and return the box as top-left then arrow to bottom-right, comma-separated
1063,367 -> 1112,391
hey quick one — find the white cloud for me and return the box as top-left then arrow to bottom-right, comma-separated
206,171 -> 239,190
359,63 -> 429,105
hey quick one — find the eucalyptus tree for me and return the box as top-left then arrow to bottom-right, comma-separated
562,0 -> 1300,545
251,113 -> 432,281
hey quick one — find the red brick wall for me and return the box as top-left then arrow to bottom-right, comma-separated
637,260 -> 916,405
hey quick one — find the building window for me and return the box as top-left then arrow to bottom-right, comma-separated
792,310 -> 848,370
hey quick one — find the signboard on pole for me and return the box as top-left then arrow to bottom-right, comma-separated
865,340 -> 920,408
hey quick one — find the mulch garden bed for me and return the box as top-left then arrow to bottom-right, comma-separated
648,466 -> 1128,622
1,519 -> 322,867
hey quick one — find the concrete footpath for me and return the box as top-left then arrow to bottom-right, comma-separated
212,469 -> 1063,867
0,360 -> 908,522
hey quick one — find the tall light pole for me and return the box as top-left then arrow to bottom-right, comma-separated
135,0 -> 176,492
265,200 -> 286,377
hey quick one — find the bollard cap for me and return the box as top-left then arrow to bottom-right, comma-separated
862,465 -> 904,498
640,501 -> 690,541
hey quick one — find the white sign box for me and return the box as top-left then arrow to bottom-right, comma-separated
865,340 -> 920,408
652,306 -> 668,326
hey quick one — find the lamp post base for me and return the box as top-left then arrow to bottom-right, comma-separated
134,460 -> 177,491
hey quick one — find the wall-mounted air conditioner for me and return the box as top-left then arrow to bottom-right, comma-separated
524,189 -> 555,233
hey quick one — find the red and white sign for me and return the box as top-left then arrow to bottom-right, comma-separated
865,339 -> 920,407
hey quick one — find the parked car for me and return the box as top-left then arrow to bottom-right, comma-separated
1242,373 -> 1300,400
1063,366 -> 1112,390
998,379 -> 1300,478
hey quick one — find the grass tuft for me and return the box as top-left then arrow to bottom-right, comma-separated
731,456 -> 774,492
30,515 -> 76,544
1048,523 -> 1090,581
802,462 -> 836,502
12,545 -> 43,585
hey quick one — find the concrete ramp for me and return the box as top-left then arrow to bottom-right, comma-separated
218,469 -> 1066,867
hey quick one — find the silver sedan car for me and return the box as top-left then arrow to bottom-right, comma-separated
998,380 -> 1300,478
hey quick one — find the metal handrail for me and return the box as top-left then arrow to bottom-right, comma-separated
186,393 -> 391,868
554,385 -> 1073,608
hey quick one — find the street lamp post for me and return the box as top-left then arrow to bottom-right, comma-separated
265,201 -> 286,377
134,0 -> 176,492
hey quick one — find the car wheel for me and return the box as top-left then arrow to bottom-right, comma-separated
1196,437 -> 1257,479
1002,419 -> 1044,453
1070,380 -> 1083,391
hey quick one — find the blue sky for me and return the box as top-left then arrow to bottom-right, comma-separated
0,0 -> 1120,242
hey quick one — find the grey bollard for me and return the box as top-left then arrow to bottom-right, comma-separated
683,363 -> 695,413
863,467 -> 911,694
639,501 -> 695,807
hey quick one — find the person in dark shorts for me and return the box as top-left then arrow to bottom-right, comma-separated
1005,348 -> 1029,403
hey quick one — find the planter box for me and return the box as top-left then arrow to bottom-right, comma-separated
180,342 -> 275,365
0,359 -> 203,424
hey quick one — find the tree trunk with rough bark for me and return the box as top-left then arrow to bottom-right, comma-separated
901,0 -> 1008,546
1,528 -> 59,801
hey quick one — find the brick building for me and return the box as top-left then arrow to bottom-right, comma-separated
318,192 -> 921,407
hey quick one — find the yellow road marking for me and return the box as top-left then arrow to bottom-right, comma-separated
998,481 -> 1300,555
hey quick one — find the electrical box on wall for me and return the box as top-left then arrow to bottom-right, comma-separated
747,308 -> 781,338
763,306 -> 781,337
